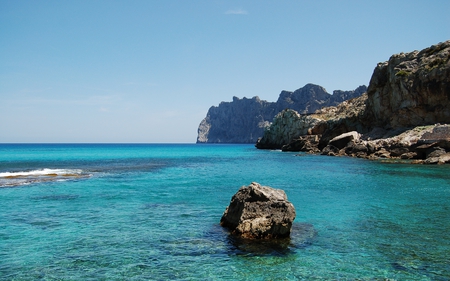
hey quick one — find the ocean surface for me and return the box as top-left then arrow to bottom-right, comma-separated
0,143 -> 449,280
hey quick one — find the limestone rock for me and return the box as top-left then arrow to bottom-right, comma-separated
321,145 -> 340,156
328,131 -> 361,150
197,84 -> 366,143
197,96 -> 276,143
254,40 -> 450,164
365,40 -> 450,129
344,141 -> 369,158
281,135 -> 321,153
437,153 -> 450,164
315,94 -> 369,149
220,182 -> 296,239
255,109 -> 322,149
275,84 -> 367,114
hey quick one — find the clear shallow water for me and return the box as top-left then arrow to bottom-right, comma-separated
0,144 -> 449,280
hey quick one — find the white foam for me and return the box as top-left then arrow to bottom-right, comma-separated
0,168 -> 91,187
0,168 -> 84,178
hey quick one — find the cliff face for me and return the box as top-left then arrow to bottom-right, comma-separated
197,84 -> 366,143
276,84 -> 367,114
256,40 -> 450,164
255,109 -> 322,149
365,40 -> 450,128
197,96 -> 276,143
255,94 -> 369,149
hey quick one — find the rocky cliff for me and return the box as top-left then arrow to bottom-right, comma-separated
197,96 -> 276,143
254,109 -> 322,149
365,41 -> 450,128
256,40 -> 450,164
197,84 -> 367,143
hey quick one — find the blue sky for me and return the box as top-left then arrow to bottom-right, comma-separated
1,0 -> 449,143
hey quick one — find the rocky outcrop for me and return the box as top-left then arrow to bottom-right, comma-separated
280,135 -> 321,153
220,182 -> 296,239
276,84 -> 367,114
197,84 -> 367,143
255,40 -> 450,164
255,109 -> 322,149
320,125 -> 450,164
197,96 -> 275,143
256,93 -> 369,150
365,40 -> 450,129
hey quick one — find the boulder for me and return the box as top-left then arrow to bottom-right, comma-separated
344,141 -> 369,157
328,131 -> 361,150
321,145 -> 340,156
220,182 -> 296,239
426,147 -> 447,158
437,153 -> 450,164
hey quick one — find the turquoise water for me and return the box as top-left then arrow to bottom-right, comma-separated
0,144 -> 449,280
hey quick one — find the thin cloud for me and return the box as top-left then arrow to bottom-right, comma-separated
225,8 -> 248,15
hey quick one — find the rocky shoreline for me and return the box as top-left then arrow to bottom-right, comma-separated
282,124 -> 450,164
256,40 -> 450,164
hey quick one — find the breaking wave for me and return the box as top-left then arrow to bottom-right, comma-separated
0,168 -> 92,187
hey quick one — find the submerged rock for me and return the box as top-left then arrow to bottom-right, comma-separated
226,223 -> 316,256
220,182 -> 296,239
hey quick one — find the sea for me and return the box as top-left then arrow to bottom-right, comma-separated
0,143 -> 449,280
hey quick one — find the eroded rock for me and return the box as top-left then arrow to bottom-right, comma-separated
255,109 -> 322,149
220,182 -> 296,239
329,131 -> 361,150
365,40 -> 450,129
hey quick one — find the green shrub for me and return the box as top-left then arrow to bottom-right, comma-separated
395,70 -> 411,77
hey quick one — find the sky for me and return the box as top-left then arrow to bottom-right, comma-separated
1,1 -> 449,143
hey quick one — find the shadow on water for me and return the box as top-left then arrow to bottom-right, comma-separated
220,223 -> 317,257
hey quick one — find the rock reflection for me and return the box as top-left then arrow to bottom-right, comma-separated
225,223 -> 317,256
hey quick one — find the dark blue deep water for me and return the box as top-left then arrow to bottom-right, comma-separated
1,144 -> 449,280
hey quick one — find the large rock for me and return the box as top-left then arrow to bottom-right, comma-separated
197,84 -> 366,143
328,131 -> 361,150
220,182 -> 296,239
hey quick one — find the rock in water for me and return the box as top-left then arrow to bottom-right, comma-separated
220,182 -> 296,239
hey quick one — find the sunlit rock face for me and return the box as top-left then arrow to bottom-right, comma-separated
365,40 -> 450,129
255,109 -> 322,149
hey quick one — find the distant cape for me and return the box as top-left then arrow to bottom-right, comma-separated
196,84 -> 367,143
